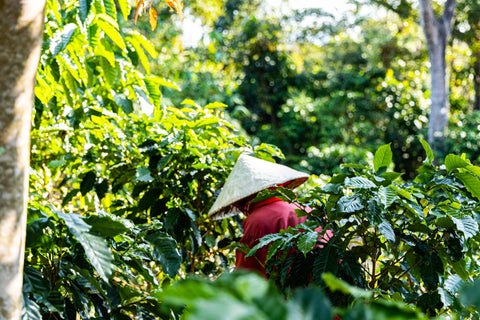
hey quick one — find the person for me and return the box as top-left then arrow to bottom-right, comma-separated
207,153 -> 315,277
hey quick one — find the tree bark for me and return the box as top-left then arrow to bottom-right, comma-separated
418,0 -> 456,153
474,51 -> 480,111
0,1 -> 46,319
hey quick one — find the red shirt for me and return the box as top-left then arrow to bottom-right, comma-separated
235,198 -> 307,277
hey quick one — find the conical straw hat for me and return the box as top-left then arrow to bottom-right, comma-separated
207,154 -> 310,220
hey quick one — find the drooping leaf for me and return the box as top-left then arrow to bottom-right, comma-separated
456,172 -> 480,200
80,170 -> 96,195
50,24 -> 77,58
377,186 -> 397,208
322,273 -> 372,299
22,293 -> 41,320
373,143 -> 392,172
378,220 -> 395,242
84,215 -> 132,237
164,0 -> 184,20
366,199 -> 383,225
246,233 -> 284,257
419,136 -> 434,165
79,0 -> 92,21
337,195 -> 364,213
297,231 -> 318,256
117,0 -> 132,19
58,212 -> 114,281
452,216 -> 479,239
149,5 -> 158,31
96,14 -> 126,50
445,154 -> 468,172
103,0 -> 117,19
145,232 -> 181,277
345,176 -> 377,189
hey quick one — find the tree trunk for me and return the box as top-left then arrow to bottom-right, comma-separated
0,1 -> 46,319
419,0 -> 456,154
474,51 -> 480,111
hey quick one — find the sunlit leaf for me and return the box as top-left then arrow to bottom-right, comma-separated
297,231 -> 318,256
149,5 -> 158,31
164,0 -> 184,20
373,143 -> 392,172
445,154 -> 468,172
50,23 -> 77,58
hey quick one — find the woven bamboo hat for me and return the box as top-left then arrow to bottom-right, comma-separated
207,154 -> 310,220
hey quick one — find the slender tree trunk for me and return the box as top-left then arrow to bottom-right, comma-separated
474,51 -> 480,111
419,0 -> 456,154
0,1 -> 46,319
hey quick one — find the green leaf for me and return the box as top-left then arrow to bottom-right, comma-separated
378,186 -> 397,208
50,24 -> 77,58
459,279 -> 480,310
452,216 -> 479,239
144,76 -> 163,106
373,143 -> 392,172
246,233 -> 284,257
378,220 -> 395,242
135,167 -> 153,182
313,246 -> 339,280
455,172 -> 480,200
291,287 -> 332,320
80,171 -> 96,196
337,195 -> 364,213
103,0 -> 117,19
117,0 -> 132,19
23,267 -> 49,299
96,14 -> 126,50
22,292 -> 41,320
444,274 -> 464,294
466,165 -> 480,178
114,93 -> 133,114
205,102 -> 227,109
58,212 -> 114,281
366,199 -> 383,225
297,231 -> 318,256
79,0 -> 92,21
345,176 -> 377,189
322,273 -> 372,299
445,154 -> 468,172
145,232 -> 181,278
419,136 -> 434,165
84,215 -> 131,237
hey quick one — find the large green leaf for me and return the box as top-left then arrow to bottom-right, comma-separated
117,0 -> 132,19
96,14 -> 126,50
445,154 -> 468,172
50,24 -> 77,58
419,137 -> 434,165
297,231 -> 318,256
378,220 -> 395,242
103,0 -> 117,19
337,195 -> 364,213
84,214 -> 132,237
79,0 -> 92,21
58,212 -> 114,281
246,233 -> 284,257
452,216 -> 479,239
455,172 -> 480,200
377,186 -> 397,208
22,293 -> 41,320
145,232 -> 181,278
345,176 -> 377,189
373,143 -> 392,172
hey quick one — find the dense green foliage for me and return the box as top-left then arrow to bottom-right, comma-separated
23,0 -> 480,319
250,141 -> 480,317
